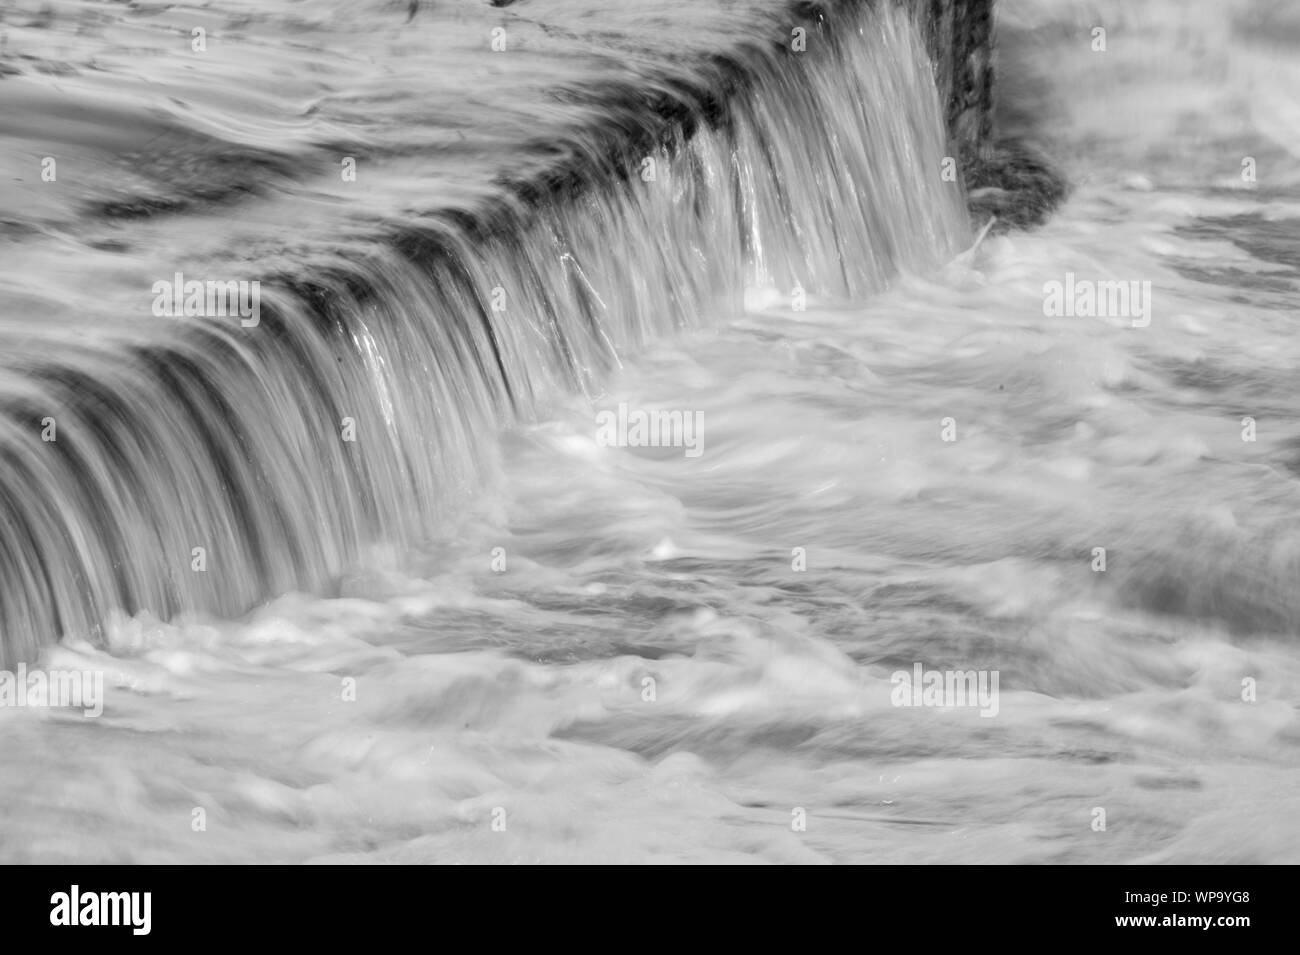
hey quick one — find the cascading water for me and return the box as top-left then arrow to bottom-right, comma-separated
6,0 -> 1294,868
0,0 -> 967,665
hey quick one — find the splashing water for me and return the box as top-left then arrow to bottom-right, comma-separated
1,0 -> 1298,864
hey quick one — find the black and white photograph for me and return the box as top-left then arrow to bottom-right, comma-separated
0,0 -> 1295,892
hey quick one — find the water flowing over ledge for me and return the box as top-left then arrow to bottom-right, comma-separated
0,0 -> 978,664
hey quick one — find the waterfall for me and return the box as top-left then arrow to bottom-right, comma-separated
0,0 -> 969,665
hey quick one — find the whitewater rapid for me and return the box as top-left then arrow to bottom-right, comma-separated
2,0 -> 1298,863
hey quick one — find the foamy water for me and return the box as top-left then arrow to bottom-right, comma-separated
2,0 -> 1299,863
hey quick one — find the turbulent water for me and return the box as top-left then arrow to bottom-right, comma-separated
2,0 -> 1299,864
